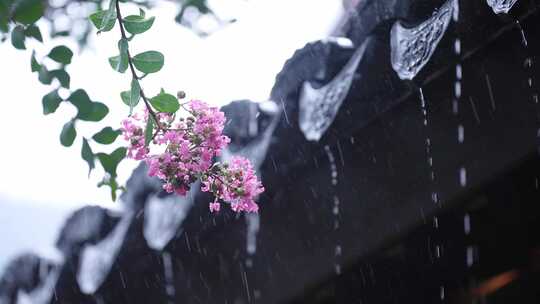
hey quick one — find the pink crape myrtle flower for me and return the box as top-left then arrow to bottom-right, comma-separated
121,113 -> 149,160
121,99 -> 263,213
209,201 -> 221,212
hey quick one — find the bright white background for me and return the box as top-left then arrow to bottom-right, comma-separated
0,0 -> 344,271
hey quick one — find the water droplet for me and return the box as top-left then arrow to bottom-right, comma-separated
335,264 -> 342,275
516,20 -> 528,47
440,286 -> 445,300
335,245 -> 342,256
458,124 -> 464,143
485,74 -> 496,111
459,167 -> 467,187
432,192 -> 439,203
455,81 -> 462,98
454,38 -> 461,55
464,213 -> 471,234
452,0 -> 460,22
466,246 -> 475,267
456,64 -> 462,80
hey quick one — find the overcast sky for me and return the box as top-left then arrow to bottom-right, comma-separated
0,0 -> 344,270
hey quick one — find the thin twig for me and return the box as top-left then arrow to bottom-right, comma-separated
114,0 -> 162,130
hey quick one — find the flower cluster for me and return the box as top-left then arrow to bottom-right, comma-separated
202,157 -> 264,213
120,112 -> 148,160
121,100 -> 264,213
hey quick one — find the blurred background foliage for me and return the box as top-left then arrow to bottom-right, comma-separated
0,0 -> 232,48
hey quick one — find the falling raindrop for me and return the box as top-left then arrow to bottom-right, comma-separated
466,246 -> 475,267
454,39 -> 461,55
464,213 -> 471,234
459,167 -> 467,187
469,97 -> 481,124
440,286 -> 445,300
458,124 -> 464,143
454,81 -> 462,99
485,74 -> 497,111
162,252 -> 176,303
335,264 -> 342,275
515,20 -> 528,47
246,213 -> 260,255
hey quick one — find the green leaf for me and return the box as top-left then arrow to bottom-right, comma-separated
24,24 -> 42,42
150,91 -> 179,113
42,90 -> 62,114
118,38 -> 129,71
120,91 -> 131,105
81,138 -> 95,176
38,66 -> 52,85
69,89 -> 109,122
108,56 -> 123,72
92,127 -> 121,144
0,1 -> 8,33
0,15 -> 8,34
69,89 -> 92,107
78,102 -> 109,122
123,15 -> 155,35
50,69 -> 70,88
69,89 -> 92,115
11,25 -> 26,50
12,0 -> 44,25
132,51 -> 164,74
144,115 -> 154,146
109,39 -> 129,73
139,8 -> 146,18
99,0 -> 117,32
129,78 -> 141,114
60,120 -> 77,147
89,10 -> 116,32
48,46 -> 73,64
30,51 -> 40,72
97,147 -> 126,177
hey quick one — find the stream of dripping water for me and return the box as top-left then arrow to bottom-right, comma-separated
324,145 -> 342,275
420,86 -> 444,301
453,1 -> 467,190
419,88 -> 439,204
515,20 -> 540,188
162,252 -> 176,304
